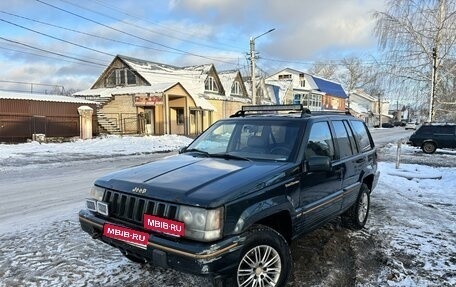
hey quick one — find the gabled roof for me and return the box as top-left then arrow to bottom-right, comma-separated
218,70 -> 249,99
311,76 -> 347,99
350,89 -> 376,102
118,55 -> 224,98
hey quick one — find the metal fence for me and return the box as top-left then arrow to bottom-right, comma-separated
0,114 -> 98,143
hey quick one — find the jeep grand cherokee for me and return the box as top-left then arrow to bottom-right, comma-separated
79,105 -> 380,287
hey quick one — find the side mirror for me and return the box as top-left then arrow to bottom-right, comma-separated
179,146 -> 187,154
307,156 -> 331,172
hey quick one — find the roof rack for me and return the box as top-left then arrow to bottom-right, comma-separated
230,105 -> 352,118
230,104 -> 311,118
311,109 -> 352,116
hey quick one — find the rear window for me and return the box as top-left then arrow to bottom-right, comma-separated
350,120 -> 373,152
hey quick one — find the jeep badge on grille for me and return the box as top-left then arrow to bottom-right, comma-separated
132,187 -> 147,194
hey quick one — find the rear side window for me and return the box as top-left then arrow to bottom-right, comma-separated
350,120 -> 373,152
332,120 -> 355,158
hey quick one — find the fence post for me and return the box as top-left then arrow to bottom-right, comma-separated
78,106 -> 93,139
395,142 -> 402,169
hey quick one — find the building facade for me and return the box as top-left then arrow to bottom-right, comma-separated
74,55 -> 251,136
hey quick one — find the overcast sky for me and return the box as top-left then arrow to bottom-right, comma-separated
0,0 -> 386,93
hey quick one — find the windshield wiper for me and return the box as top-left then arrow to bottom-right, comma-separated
182,148 -> 210,156
211,153 -> 251,161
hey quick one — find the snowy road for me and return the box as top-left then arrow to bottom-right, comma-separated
0,132 -> 455,286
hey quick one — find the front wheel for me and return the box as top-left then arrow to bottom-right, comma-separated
341,184 -> 370,229
232,225 -> 291,287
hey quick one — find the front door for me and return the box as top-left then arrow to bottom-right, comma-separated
144,107 -> 154,135
298,121 -> 343,232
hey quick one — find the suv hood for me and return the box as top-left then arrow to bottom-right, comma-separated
95,154 -> 289,207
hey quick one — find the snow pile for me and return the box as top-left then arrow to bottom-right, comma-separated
0,135 -> 193,171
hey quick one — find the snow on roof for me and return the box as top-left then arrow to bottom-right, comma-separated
0,91 -> 97,104
74,80 -> 217,111
74,83 -> 179,98
120,56 -> 212,97
350,101 -> 369,114
350,89 -> 377,102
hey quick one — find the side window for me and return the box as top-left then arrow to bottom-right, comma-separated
332,120 -> 354,158
350,120 -> 373,152
306,122 -> 335,159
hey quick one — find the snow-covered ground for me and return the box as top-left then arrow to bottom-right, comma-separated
0,135 -> 455,286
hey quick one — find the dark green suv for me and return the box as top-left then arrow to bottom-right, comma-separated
408,123 -> 456,154
79,105 -> 379,287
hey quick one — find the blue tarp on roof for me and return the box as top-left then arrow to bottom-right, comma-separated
312,76 -> 347,99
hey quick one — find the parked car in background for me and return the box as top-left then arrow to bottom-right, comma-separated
79,104 -> 380,287
405,122 -> 418,130
407,123 -> 456,154
381,122 -> 394,128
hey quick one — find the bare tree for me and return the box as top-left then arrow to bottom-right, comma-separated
374,0 -> 456,122
307,60 -> 338,80
308,57 -> 382,99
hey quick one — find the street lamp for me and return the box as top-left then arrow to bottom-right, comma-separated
250,28 -> 275,105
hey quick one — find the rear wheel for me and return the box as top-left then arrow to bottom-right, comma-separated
341,184 -> 370,229
422,142 -> 437,154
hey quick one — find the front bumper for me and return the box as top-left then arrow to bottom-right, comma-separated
79,209 -> 243,277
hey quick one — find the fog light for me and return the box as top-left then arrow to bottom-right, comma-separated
97,201 -> 109,216
86,199 -> 97,212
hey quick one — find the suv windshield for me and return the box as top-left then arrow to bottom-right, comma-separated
185,119 -> 304,162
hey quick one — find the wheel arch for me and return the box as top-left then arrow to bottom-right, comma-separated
231,197 -> 293,243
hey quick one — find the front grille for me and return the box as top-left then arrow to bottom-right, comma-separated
103,189 -> 179,224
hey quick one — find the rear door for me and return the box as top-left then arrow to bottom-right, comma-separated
331,120 -> 362,211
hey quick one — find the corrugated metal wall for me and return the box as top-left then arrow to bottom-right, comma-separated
0,99 -> 98,142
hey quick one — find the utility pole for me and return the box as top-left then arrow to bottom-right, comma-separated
378,93 -> 382,127
250,28 -> 275,105
429,47 -> 437,122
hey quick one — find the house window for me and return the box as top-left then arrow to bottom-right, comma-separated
176,108 -> 184,125
231,81 -> 241,95
205,76 -> 219,92
293,94 -> 301,104
278,74 -> 292,80
126,69 -> 136,85
105,68 -> 136,87
299,74 -> 305,87
302,94 -> 322,111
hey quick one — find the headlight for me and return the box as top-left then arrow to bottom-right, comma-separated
177,206 -> 223,242
86,186 -> 108,215
89,185 -> 105,201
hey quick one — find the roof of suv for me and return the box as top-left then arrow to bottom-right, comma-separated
230,104 -> 352,119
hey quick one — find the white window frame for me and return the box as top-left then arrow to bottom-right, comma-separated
205,76 -> 219,92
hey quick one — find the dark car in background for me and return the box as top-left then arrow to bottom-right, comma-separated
408,123 -> 456,154
79,105 -> 380,287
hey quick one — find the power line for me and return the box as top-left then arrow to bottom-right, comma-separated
0,10 -> 187,56
35,0 -> 241,66
0,36 -> 107,66
0,18 -> 115,57
0,45 -> 102,67
61,0 -> 244,53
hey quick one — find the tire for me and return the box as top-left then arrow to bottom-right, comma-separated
422,142 -> 437,154
224,225 -> 292,287
341,184 -> 370,230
